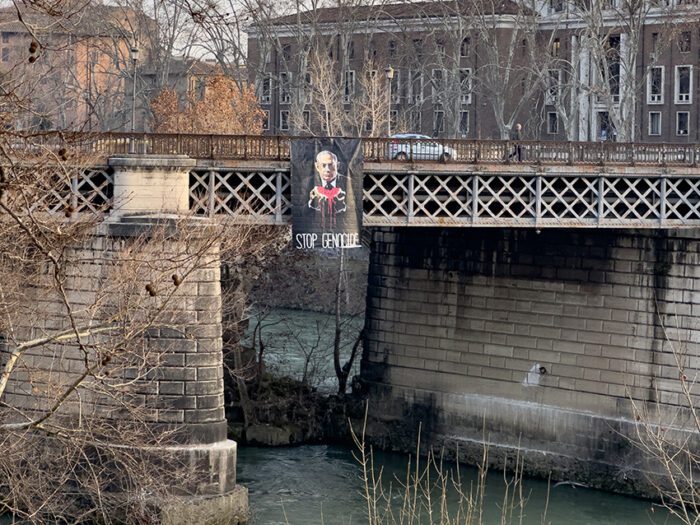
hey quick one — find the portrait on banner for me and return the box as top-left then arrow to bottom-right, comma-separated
291,139 -> 363,250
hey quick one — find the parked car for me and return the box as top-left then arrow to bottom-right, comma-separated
388,133 -> 458,162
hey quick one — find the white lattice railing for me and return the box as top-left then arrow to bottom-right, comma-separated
362,170 -> 700,228
189,168 -> 290,224
27,167 -> 113,215
24,166 -> 700,229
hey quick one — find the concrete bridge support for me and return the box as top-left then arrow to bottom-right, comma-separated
362,227 -> 700,495
2,155 -> 247,523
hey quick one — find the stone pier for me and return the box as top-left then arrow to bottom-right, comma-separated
3,155 -> 247,523
362,227 -> 700,496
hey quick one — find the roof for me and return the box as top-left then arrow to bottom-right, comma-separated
140,57 -> 223,77
259,0 -> 527,27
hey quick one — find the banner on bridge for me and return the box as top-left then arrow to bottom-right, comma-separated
290,138 -> 363,250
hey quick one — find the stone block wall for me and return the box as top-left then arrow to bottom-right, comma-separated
0,154 -> 247,523
362,227 -> 700,494
3,220 -> 235,488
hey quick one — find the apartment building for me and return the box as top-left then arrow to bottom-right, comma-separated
0,4 -> 151,131
247,0 -> 700,142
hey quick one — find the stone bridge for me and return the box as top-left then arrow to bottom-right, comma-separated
14,133 -> 700,503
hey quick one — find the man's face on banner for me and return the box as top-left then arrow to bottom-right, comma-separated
315,151 -> 338,183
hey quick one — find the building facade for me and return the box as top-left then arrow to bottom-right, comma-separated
247,0 -> 700,143
0,4 -> 153,132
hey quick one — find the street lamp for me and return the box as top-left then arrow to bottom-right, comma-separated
385,66 -> 394,137
130,43 -> 139,134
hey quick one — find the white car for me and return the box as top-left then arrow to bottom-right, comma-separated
388,133 -> 457,162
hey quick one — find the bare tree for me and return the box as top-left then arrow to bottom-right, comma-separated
466,0 -> 546,139
569,0 -> 680,142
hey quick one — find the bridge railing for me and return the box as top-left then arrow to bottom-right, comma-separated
18,132 -> 700,166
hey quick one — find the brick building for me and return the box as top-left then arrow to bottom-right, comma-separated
0,4 -> 152,131
246,0 -> 700,143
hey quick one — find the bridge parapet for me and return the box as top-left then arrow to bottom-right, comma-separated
19,132 -> 700,167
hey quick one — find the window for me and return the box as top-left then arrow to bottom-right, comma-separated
262,110 -> 270,131
431,69 -> 444,101
279,72 -> 291,104
550,0 -> 563,12
650,32 -> 659,60
547,112 -> 558,134
303,110 -> 310,128
647,66 -> 664,103
436,40 -> 445,58
460,68 -> 472,104
678,31 -> 691,53
347,40 -> 355,59
677,111 -> 689,135
459,111 -> 469,136
546,69 -> 561,105
433,110 -> 445,134
304,73 -> 312,104
648,111 -> 661,135
390,109 -> 398,131
1,33 -> 8,44
364,119 -> 373,133
460,37 -> 470,57
604,35 -> 621,103
552,38 -> 560,57
343,70 -> 355,103
413,39 -> 423,58
260,75 -> 271,104
410,70 -> 423,103
389,40 -> 396,57
280,110 -> 290,131
1,48 -> 8,62
281,44 -> 291,63
390,70 -> 401,103
675,65 -> 692,103
409,110 -> 421,131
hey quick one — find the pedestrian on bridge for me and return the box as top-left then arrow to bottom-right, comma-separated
508,122 -> 523,162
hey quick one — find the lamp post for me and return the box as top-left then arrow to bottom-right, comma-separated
130,43 -> 139,134
385,66 -> 394,137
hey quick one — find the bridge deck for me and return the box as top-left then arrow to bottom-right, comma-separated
18,133 -> 700,229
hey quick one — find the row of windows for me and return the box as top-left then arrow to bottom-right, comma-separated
542,111 -> 693,136
259,69 -> 473,105
647,65 -> 694,104
271,37 -> 474,65
648,111 -> 692,135
549,0 -> 699,13
264,65 -> 693,111
265,109 -> 471,135
266,107 -> 691,138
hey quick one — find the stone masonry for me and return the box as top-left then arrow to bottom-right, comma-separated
362,227 -> 700,496
2,155 -> 247,523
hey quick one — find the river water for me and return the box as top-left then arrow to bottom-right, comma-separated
237,444 -> 674,525
239,309 -> 679,525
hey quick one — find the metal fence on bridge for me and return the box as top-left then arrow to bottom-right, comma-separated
34,165 -> 700,229
19,132 -> 700,167
8,131 -> 700,228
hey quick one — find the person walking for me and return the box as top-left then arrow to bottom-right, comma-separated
508,123 -> 523,162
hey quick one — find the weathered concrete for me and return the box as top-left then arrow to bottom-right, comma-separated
362,227 -> 700,496
110,154 -> 195,216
